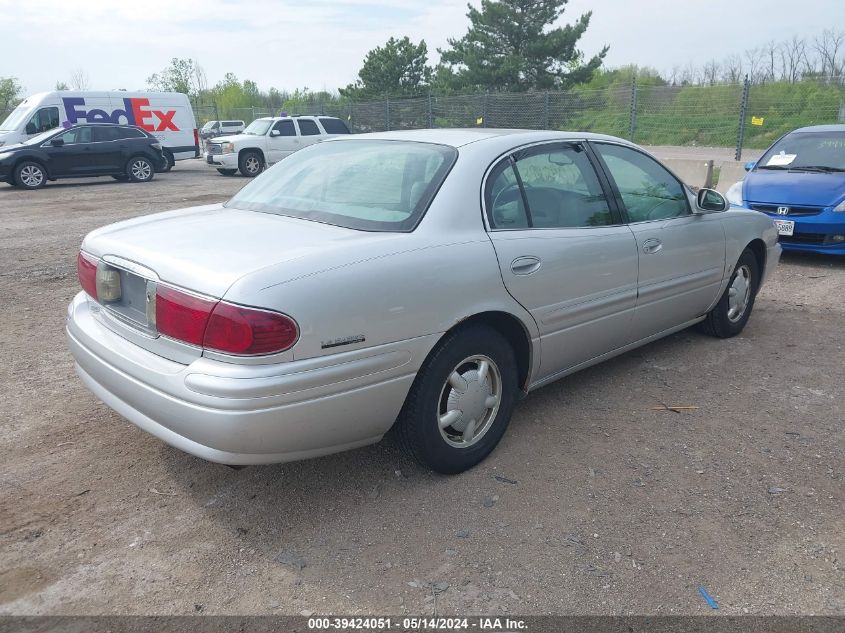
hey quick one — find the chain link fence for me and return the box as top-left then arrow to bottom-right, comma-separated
4,78 -> 839,160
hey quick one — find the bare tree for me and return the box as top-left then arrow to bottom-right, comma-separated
744,47 -> 765,83
702,59 -> 720,86
780,36 -> 808,83
722,54 -> 744,83
813,29 -> 845,79
762,40 -> 780,82
69,68 -> 89,90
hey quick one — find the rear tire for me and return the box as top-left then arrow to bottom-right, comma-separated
126,156 -> 155,183
395,325 -> 518,474
14,161 -> 46,190
699,248 -> 759,338
238,151 -> 263,177
217,168 -> 237,176
161,150 -> 174,172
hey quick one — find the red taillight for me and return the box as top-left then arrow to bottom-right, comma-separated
155,285 -> 216,347
204,302 -> 298,355
77,251 -> 98,300
155,285 -> 298,355
193,128 -> 199,147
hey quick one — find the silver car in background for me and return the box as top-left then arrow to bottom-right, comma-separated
67,129 -> 780,474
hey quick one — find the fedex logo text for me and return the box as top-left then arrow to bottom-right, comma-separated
62,97 -> 179,132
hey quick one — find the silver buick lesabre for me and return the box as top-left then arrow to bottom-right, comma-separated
67,129 -> 780,473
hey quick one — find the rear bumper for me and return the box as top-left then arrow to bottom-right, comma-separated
66,292 -> 426,465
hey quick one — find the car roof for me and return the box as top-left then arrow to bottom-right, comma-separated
256,115 -> 341,122
328,128 -> 635,149
791,124 -> 845,133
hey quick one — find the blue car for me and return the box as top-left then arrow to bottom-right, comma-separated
725,124 -> 845,255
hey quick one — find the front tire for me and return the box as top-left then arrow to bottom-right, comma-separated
238,151 -> 263,177
699,248 -> 759,338
127,156 -> 155,183
395,325 -> 518,474
217,168 -> 237,176
14,161 -> 46,190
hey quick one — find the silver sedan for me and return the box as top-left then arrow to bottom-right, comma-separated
66,129 -> 781,473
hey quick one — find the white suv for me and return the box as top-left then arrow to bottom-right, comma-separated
204,115 -> 350,177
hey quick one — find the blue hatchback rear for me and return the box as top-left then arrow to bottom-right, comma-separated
726,125 -> 845,254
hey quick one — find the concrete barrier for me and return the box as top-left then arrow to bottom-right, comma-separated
664,158 -> 714,189
716,161 -> 749,194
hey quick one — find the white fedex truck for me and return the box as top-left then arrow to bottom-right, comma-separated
0,91 -> 199,168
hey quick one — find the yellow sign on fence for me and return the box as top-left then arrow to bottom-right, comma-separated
476,116 -> 484,126
751,116 -> 765,126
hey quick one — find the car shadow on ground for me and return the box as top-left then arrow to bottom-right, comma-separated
157,325 -> 709,553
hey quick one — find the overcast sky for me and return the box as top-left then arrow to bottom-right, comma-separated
1,0 -> 842,95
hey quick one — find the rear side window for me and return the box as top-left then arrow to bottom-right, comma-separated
222,121 -> 242,127
93,126 -> 122,142
297,119 -> 320,136
272,120 -> 296,136
117,127 -> 146,139
320,118 -> 350,134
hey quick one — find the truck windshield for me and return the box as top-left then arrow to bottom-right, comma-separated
0,103 -> 33,132
226,140 -> 457,232
243,120 -> 273,135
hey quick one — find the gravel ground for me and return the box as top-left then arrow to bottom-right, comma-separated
0,160 -> 842,616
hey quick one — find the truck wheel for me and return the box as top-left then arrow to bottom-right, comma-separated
238,151 -> 263,177
217,169 -> 237,176
14,161 -> 47,190
127,156 -> 155,183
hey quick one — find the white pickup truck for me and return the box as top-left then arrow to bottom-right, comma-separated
204,115 -> 350,177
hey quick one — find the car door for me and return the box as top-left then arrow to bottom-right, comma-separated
485,142 -> 639,380
296,119 -> 323,148
43,126 -> 95,176
266,119 -> 298,163
92,126 -> 126,172
590,142 -> 726,342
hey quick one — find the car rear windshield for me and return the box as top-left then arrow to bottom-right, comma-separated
226,140 -> 457,232
757,131 -> 845,171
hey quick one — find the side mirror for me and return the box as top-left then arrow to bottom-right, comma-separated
25,122 -> 36,135
696,188 -> 729,213
269,129 -> 281,137
50,138 -> 65,147
744,161 -> 756,172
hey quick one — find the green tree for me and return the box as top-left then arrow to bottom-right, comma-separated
55,81 -> 70,91
0,77 -> 23,113
437,0 -> 607,92
147,58 -> 204,97
341,36 -> 431,98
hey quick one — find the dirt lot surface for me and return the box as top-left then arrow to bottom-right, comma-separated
1,160 -> 843,616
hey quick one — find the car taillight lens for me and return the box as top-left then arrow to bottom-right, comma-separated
155,285 -> 298,355
204,302 -> 298,355
155,285 -> 217,347
77,251 -> 98,300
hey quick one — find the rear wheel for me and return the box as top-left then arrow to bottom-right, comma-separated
127,156 -> 155,183
161,150 -> 174,172
395,325 -> 518,474
14,161 -> 46,190
238,151 -> 263,177
217,168 -> 237,176
699,248 -> 759,338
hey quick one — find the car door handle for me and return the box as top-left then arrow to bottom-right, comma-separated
642,238 -> 663,254
511,256 -> 542,275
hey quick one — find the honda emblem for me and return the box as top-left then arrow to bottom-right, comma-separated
777,206 -> 790,215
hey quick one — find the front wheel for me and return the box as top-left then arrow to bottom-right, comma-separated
395,325 -> 518,474
699,248 -> 760,338
217,168 -> 237,176
238,151 -> 263,177
127,156 -> 155,183
14,161 -> 46,190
